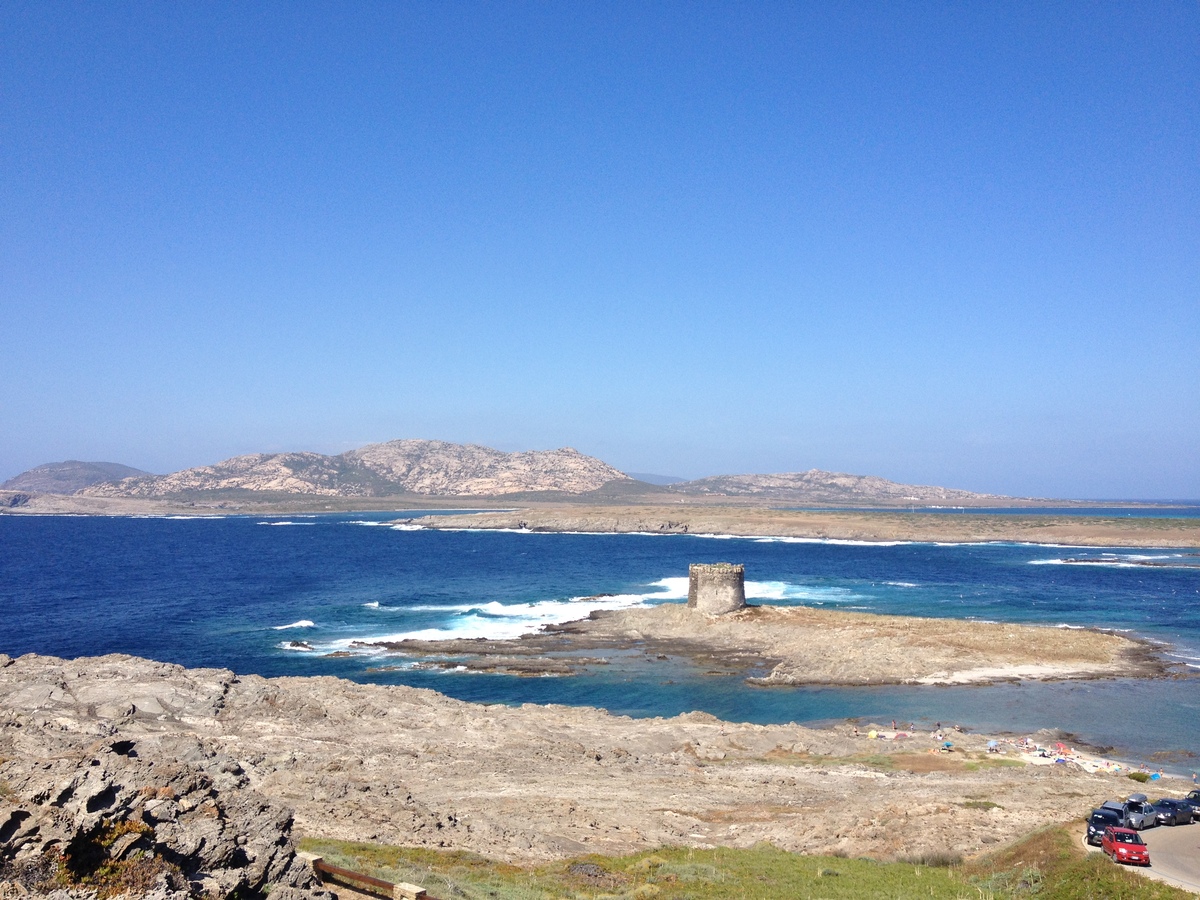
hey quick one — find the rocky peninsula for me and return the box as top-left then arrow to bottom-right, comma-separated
369,602 -> 1163,685
1,652 -> 1182,877
410,504 -> 1200,548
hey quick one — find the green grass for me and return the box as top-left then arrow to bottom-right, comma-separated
966,824 -> 1192,900
301,824 -> 1195,900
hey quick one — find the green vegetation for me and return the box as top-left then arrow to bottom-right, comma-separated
300,839 -> 974,899
301,824 -> 1195,900
45,819 -> 181,899
966,825 -> 1190,900
1127,771 -> 1151,783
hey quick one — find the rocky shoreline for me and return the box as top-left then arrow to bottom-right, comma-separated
3,652 -> 1195,879
408,504 -> 1200,548
364,602 -> 1168,685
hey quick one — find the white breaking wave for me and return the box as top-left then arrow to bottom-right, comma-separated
327,591 -> 654,647
1030,556 -> 1197,569
646,577 -> 689,599
884,581 -> 919,588
257,521 -> 317,526
272,620 -> 315,630
309,573 -> 878,655
277,641 -> 317,652
747,535 -> 909,547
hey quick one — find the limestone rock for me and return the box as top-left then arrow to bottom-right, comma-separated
80,440 -> 630,498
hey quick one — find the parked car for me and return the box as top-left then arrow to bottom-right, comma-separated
1124,794 -> 1157,830
1087,807 -> 1126,845
1151,798 -> 1194,826
1100,800 -> 1131,827
1101,827 -> 1150,866
1181,790 -> 1200,820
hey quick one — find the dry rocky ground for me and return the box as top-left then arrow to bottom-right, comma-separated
375,603 -> 1159,685
414,504 -> 1200,548
1,652 -> 1183,885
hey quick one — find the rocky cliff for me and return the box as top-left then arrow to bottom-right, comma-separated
670,469 -> 1000,504
81,440 -> 631,498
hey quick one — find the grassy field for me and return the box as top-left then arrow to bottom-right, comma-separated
300,823 -> 1192,900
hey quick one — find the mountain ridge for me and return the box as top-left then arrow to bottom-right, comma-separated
9,440 -> 1006,504
669,469 -> 1000,505
81,439 -> 631,498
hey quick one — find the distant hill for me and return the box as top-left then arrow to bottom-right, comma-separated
1,461 -> 152,495
627,472 -> 687,486
668,470 -> 1001,505
81,440 -> 632,498
12,442 -> 1011,506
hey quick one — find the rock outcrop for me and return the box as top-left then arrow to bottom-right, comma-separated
0,704 -> 330,900
0,653 -> 1155,869
669,470 -> 1001,504
80,441 -> 630,499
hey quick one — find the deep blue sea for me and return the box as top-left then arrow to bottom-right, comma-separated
2,512 -> 1198,764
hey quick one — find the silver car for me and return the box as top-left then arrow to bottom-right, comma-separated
1125,793 -> 1157,830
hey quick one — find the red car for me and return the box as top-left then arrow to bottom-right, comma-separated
1101,826 -> 1150,866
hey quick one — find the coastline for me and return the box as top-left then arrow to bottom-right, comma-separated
3,652 -> 1195,867
408,504 -> 1200,548
364,601 -> 1170,686
5,490 -> 1200,548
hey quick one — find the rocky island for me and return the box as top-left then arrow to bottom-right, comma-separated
6,440 -> 1199,549
366,563 -> 1164,685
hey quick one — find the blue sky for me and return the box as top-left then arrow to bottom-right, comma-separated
2,2 -> 1197,498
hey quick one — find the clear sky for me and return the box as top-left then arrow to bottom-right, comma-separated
2,2 -> 1197,499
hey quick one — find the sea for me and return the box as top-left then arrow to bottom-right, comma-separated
2,511 -> 1198,766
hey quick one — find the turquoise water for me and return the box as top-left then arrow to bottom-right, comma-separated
1,513 -> 1197,763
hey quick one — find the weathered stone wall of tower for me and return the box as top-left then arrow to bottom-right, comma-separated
687,562 -> 746,615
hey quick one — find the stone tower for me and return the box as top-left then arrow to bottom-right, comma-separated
687,562 -> 746,615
